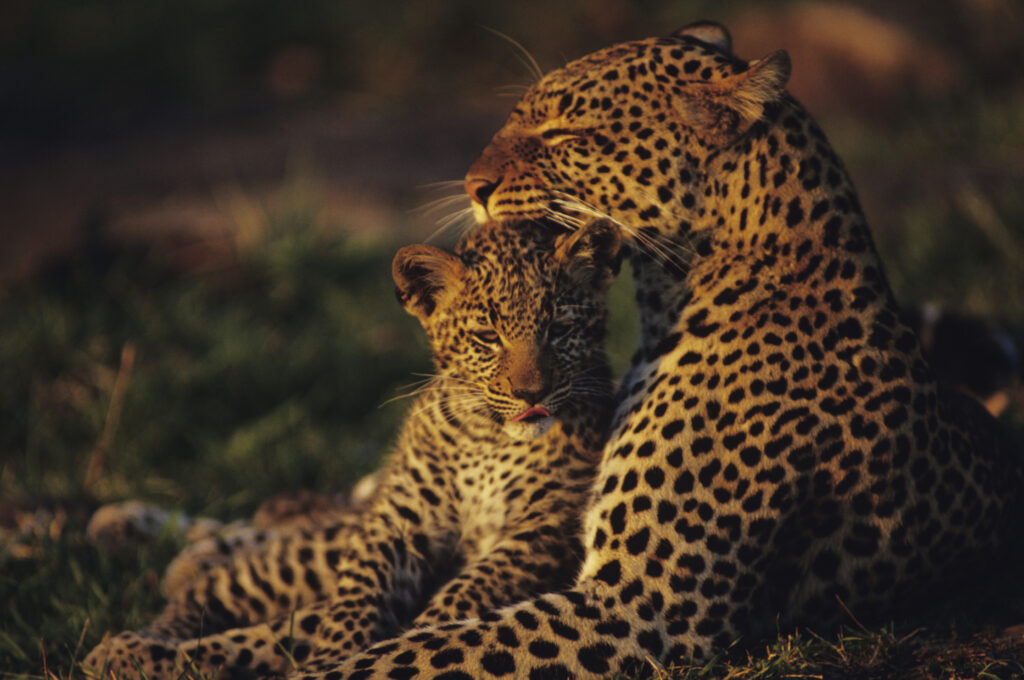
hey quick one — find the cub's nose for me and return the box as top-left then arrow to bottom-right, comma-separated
465,177 -> 500,206
512,387 -> 547,405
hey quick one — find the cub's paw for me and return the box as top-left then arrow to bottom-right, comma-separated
83,631 -> 182,680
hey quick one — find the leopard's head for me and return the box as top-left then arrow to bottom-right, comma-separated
464,23 -> 791,243
393,219 -> 620,440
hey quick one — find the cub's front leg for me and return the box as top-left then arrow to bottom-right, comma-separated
414,536 -> 577,627
85,475 -> 444,678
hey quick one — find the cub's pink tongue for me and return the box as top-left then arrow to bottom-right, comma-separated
512,406 -> 551,422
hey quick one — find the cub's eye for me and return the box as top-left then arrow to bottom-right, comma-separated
472,330 -> 501,345
549,320 -> 573,338
540,128 -> 579,145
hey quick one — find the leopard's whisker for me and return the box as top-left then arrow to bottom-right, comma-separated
432,374 -> 485,389
416,194 -> 472,215
550,195 -> 686,272
419,179 -> 468,191
382,384 -> 484,408
427,207 -> 477,243
483,27 -> 545,83
495,84 -> 530,98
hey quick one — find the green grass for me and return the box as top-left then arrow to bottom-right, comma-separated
0,220 -> 421,512
0,217 -> 422,677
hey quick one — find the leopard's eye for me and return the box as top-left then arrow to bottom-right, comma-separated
472,329 -> 501,345
540,127 -> 580,146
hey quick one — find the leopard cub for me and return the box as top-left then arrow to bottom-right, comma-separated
84,218 -> 621,679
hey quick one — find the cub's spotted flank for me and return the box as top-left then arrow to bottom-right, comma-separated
313,21 -> 1022,680
84,219 -> 621,678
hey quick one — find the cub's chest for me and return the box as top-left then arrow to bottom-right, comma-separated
453,454 -> 550,554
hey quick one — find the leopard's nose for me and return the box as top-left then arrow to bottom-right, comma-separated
465,177 -> 500,206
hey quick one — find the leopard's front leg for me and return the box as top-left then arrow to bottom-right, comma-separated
138,521 -> 353,640
148,464 -> 439,639
286,583 -> 655,680
412,521 -> 581,626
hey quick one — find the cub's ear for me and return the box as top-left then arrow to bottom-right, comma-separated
673,21 -> 732,54
554,219 -> 622,291
683,50 -> 791,145
392,245 -> 466,322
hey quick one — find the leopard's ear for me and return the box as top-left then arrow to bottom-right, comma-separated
682,50 -> 791,145
393,245 -> 466,322
554,219 -> 622,291
673,21 -> 732,54
724,50 -> 791,125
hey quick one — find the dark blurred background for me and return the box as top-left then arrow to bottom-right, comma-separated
1,0 -> 1021,286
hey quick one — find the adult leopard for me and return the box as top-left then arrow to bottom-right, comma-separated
306,21 -> 1022,680
83,219 -> 622,679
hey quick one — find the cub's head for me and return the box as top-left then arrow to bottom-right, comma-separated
464,22 -> 790,238
393,220 -> 620,440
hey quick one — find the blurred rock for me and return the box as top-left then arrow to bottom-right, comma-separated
0,496 -> 95,561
